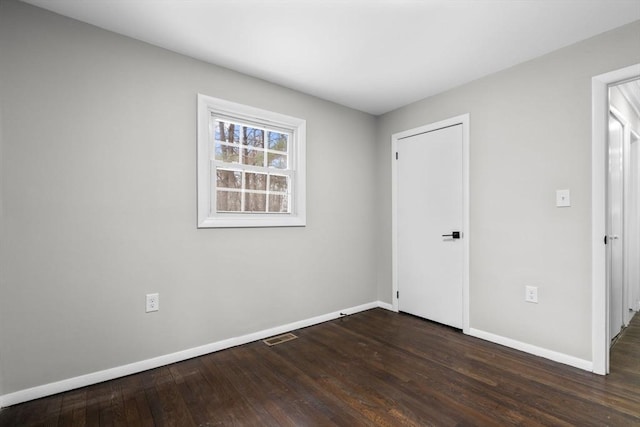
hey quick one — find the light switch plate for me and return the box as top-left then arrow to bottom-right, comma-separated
556,189 -> 571,207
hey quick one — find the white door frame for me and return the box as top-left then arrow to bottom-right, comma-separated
629,129 -> 640,317
591,63 -> 640,375
391,114 -> 470,334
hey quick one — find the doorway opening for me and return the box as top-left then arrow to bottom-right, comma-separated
592,64 -> 640,375
608,80 -> 640,346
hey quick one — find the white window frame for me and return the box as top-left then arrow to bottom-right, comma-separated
197,94 -> 306,228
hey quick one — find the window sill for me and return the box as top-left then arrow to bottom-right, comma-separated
197,215 -> 306,229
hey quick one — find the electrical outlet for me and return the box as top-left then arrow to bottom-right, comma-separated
146,293 -> 159,312
525,286 -> 538,303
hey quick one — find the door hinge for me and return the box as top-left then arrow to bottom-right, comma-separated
396,291 -> 399,299
395,152 -> 398,160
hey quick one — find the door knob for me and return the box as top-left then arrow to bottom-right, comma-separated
442,231 -> 461,239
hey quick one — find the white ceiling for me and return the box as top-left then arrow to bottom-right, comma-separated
21,0 -> 640,115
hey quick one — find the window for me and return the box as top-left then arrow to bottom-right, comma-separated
197,94 -> 306,228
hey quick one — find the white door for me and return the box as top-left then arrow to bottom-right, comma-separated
608,112 -> 624,341
397,124 -> 464,328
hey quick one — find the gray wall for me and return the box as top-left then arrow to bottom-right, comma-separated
376,21 -> 640,360
0,0 -> 377,393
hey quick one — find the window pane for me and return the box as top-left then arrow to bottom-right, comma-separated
268,152 -> 287,169
242,148 -> 265,167
216,169 -> 242,189
268,131 -> 288,152
215,143 -> 239,163
245,172 -> 267,191
269,175 -> 288,192
243,127 -> 264,148
244,193 -> 266,212
217,191 -> 241,212
215,120 -> 240,143
268,194 -> 289,213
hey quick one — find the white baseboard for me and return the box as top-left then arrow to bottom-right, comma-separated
0,301 -> 389,408
377,301 -> 394,311
467,328 -> 593,372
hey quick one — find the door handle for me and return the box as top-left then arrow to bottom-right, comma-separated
442,231 -> 461,239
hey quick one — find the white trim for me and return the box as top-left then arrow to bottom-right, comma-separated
391,114 -> 470,334
468,328 -> 593,372
377,301 -> 394,311
0,301 -> 389,408
630,130 -> 640,314
462,117 -> 470,334
591,63 -> 640,375
197,94 -> 306,228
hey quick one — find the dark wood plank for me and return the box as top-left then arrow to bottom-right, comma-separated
56,388 -> 87,427
142,365 -> 197,427
120,372 -> 154,427
1,308 -> 638,426
236,343 -> 368,426
199,347 -> 277,425
83,382 -> 103,426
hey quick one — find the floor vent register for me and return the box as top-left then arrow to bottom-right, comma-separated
263,333 -> 298,346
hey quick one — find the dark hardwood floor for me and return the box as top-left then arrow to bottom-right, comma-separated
1,308 -> 639,426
